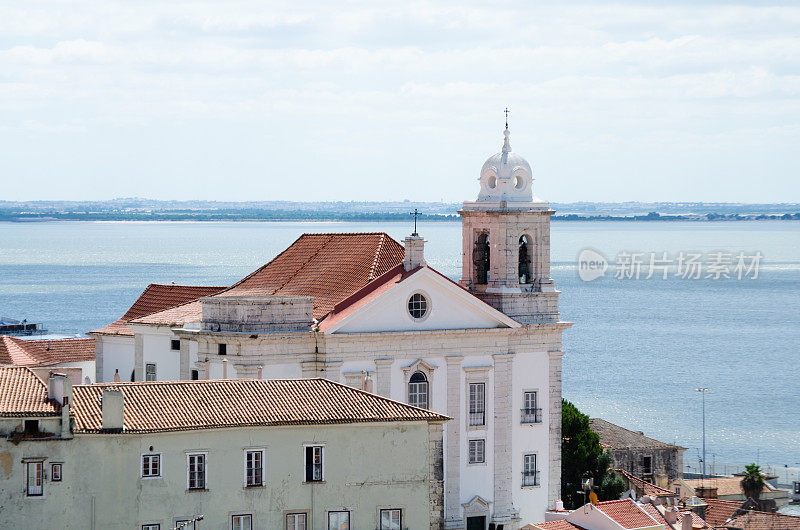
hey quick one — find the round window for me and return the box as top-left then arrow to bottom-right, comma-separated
407,293 -> 428,319
514,174 -> 526,189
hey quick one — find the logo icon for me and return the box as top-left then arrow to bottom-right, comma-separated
577,248 -> 608,282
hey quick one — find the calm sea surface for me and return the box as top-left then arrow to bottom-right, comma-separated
1,220 -> 799,472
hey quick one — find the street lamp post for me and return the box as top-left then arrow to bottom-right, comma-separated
696,388 -> 711,479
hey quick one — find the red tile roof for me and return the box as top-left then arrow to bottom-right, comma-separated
215,233 -> 405,320
726,510 -> 800,529
0,336 -> 94,367
0,367 -> 59,417
71,378 -> 448,433
700,499 -> 744,527
590,418 -> 685,450
614,468 -> 679,498
129,300 -> 203,327
684,477 -> 771,497
596,499 -> 660,529
531,521 -> 587,530
639,503 -> 709,529
91,284 -> 226,335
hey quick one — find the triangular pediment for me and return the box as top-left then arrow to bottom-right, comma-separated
322,266 -> 521,334
462,495 -> 491,514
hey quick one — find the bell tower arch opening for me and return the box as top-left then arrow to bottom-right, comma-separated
473,232 -> 490,285
518,234 -> 533,284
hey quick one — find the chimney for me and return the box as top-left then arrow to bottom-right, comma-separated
48,372 -> 73,439
681,513 -> 692,530
695,486 -> 717,499
664,507 -> 678,525
204,360 -> 210,380
101,389 -> 124,432
222,359 -> 228,379
403,234 -> 426,271
113,369 -> 120,383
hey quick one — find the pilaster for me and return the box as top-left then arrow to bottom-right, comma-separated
94,338 -> 104,382
375,358 -> 394,397
429,421 -> 445,530
548,350 -> 564,505
178,339 -> 190,380
133,333 -> 144,382
322,360 -> 343,382
492,352 -> 518,523
444,355 -> 464,529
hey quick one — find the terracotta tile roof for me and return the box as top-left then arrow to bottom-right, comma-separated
90,284 -> 226,335
590,418 -> 685,450
530,521 -> 587,530
700,499 -> 745,527
615,468 -> 679,497
596,499 -> 661,529
0,367 -> 59,417
0,336 -> 94,367
684,477 -> 769,497
726,510 -> 800,529
129,300 -> 203,327
214,233 -> 405,320
640,503 -> 710,529
71,378 -> 448,433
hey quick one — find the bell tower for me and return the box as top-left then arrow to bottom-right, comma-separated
459,123 -> 560,323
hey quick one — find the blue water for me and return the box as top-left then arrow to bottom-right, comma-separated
1,220 -> 798,471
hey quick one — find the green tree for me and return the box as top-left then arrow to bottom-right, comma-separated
740,463 -> 765,501
561,399 -> 623,508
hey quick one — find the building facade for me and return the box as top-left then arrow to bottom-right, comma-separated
0,367 -> 445,529
92,126 -> 571,528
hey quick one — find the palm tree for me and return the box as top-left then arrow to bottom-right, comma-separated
740,463 -> 765,501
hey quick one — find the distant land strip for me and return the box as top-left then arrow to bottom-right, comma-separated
1,200 -> 799,222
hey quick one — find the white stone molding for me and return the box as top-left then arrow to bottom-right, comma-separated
548,350 -> 564,505
461,495 -> 491,521
178,339 -> 190,380
463,365 -> 491,432
374,358 -> 394,397
492,352 -> 519,524
444,355 -> 464,529
133,333 -> 144,382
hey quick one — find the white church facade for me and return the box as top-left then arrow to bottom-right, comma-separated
91,127 -> 571,529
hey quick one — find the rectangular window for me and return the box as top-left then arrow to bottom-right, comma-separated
328,511 -> 350,530
468,439 -> 485,464
523,453 -> 538,487
468,383 -> 485,426
286,513 -> 307,530
521,391 -> 541,423
142,525 -> 160,530
380,509 -> 402,530
642,456 -> 653,475
305,446 -> 323,482
51,463 -> 62,482
232,514 -> 252,530
191,370 -> 199,380
245,450 -> 263,487
145,363 -> 157,381
171,339 -> 181,351
26,461 -> 43,496
218,343 -> 227,355
142,454 -> 161,478
24,419 -> 39,434
187,453 -> 206,490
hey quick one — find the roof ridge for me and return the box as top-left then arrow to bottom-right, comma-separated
369,233 -> 388,281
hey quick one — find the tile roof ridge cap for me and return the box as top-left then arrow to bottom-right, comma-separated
368,233 -> 388,280
329,262 -> 408,314
320,377 -> 450,420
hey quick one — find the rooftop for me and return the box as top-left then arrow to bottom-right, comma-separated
726,510 -> 800,529
595,499 -> 661,529
70,378 -> 449,433
590,418 -> 686,451
614,468 -> 679,498
0,367 -> 59,417
683,477 -> 771,497
529,521 -> 587,530
91,283 -> 226,335
0,336 -> 94,367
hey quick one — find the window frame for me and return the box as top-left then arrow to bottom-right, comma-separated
285,512 -> 308,530
218,343 -> 227,355
145,362 -> 157,381
50,462 -> 62,482
171,339 -> 181,351
26,460 -> 44,497
304,445 -> 324,483
468,382 -> 485,427
521,390 -> 542,424
244,449 -> 265,488
141,452 -> 162,479
408,371 -> 429,410
379,508 -> 403,530
231,514 -> 252,530
642,455 -> 653,475
407,291 -> 430,320
186,452 -> 207,490
522,453 -> 539,487
468,438 -> 486,464
142,525 -> 161,530
327,510 -> 351,530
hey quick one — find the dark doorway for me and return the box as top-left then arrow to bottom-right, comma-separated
467,516 -> 486,530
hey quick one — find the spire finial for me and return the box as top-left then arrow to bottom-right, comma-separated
504,107 -> 510,130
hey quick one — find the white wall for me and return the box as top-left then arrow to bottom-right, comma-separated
98,335 -> 134,382
142,329 -> 180,381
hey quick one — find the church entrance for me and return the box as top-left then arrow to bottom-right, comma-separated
467,516 -> 486,530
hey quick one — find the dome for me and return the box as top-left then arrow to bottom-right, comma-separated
476,129 -> 534,203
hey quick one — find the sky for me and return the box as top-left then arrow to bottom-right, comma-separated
0,1 -> 798,203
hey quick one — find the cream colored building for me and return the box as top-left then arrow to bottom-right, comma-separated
92,126 -> 572,528
0,367 -> 446,529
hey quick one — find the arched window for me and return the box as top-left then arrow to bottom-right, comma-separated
473,233 -> 490,285
519,235 -> 532,284
408,371 -> 429,410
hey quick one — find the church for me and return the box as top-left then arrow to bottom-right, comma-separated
90,125 -> 571,529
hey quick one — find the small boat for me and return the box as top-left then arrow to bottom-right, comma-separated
0,317 -> 47,336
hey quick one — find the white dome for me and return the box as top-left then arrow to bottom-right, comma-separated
476,129 -> 534,203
